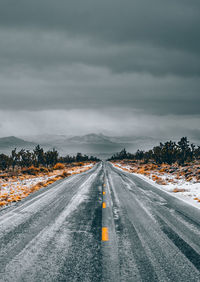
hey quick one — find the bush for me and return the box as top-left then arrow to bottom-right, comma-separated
22,166 -> 40,175
39,167 -> 49,173
53,163 -> 65,170
76,162 -> 84,166
173,188 -> 186,193
61,171 -> 71,178
0,174 -> 8,179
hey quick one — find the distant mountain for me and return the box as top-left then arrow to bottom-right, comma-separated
3,133 -> 199,160
107,135 -> 156,144
21,134 -> 68,145
2,133 -> 160,159
0,136 -> 36,154
45,133 -> 159,159
67,133 -> 114,144
65,133 -> 158,149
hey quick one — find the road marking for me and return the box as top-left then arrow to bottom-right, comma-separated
102,202 -> 106,208
103,184 -> 106,187
103,191 -> 106,195
102,227 -> 109,241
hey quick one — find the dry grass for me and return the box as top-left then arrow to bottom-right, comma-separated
193,197 -> 200,203
155,178 -> 167,185
113,160 -> 200,187
53,163 -> 65,170
152,175 -> 159,181
186,176 -> 193,182
173,188 -> 187,193
0,161 -> 95,208
60,171 -> 71,178
21,166 -> 40,175
75,162 -> 84,166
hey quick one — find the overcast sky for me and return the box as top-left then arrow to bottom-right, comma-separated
0,0 -> 200,139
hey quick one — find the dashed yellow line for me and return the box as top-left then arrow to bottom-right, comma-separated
102,183 -> 108,241
102,227 -> 109,241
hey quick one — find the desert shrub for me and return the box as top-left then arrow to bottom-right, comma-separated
76,162 -> 84,166
43,179 -> 56,187
196,175 -> 200,181
186,176 -> 193,182
160,168 -> 166,172
61,171 -> 71,178
156,178 -> 167,185
22,166 -> 40,175
168,179 -> 175,183
39,167 -> 49,173
12,195 -> 22,202
152,175 -> 159,181
173,188 -> 186,193
138,168 -> 146,174
29,181 -> 45,193
0,200 -> 7,206
0,174 -> 8,179
53,163 -> 65,170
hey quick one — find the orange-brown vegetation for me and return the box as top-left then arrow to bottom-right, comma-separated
0,161 -> 94,208
21,166 -> 41,175
53,163 -> 65,170
75,162 -> 84,166
193,197 -> 200,202
173,188 -> 187,193
112,160 -> 200,187
155,177 -> 167,185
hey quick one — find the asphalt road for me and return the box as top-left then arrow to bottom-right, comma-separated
0,162 -> 200,281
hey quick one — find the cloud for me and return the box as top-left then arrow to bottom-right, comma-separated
0,24 -> 200,77
0,109 -> 199,141
0,59 -> 199,115
0,0 -> 199,138
0,0 -> 199,53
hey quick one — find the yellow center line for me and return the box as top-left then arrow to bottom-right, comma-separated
103,184 -> 106,187
102,202 -> 106,208
103,191 -> 106,195
102,227 -> 109,241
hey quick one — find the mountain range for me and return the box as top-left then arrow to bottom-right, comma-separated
0,133 -> 160,159
0,136 -> 36,151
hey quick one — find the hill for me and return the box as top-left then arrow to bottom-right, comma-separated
0,136 -> 36,154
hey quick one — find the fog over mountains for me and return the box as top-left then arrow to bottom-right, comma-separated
0,136 -> 36,151
0,0 -> 199,156
0,133 -> 159,159
1,133 -> 200,159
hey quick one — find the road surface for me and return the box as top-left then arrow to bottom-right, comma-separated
0,162 -> 200,281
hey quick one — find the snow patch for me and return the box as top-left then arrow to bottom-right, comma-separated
113,163 -> 200,210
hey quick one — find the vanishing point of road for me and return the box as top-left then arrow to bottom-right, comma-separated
0,162 -> 200,281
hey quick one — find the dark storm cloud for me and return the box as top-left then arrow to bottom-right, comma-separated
0,0 -> 200,52
0,0 -> 200,137
0,0 -> 200,75
1,29 -> 200,76
0,64 -> 199,114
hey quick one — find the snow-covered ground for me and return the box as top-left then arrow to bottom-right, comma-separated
0,163 -> 94,206
113,162 -> 200,209
67,163 -> 93,174
0,174 -> 56,197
